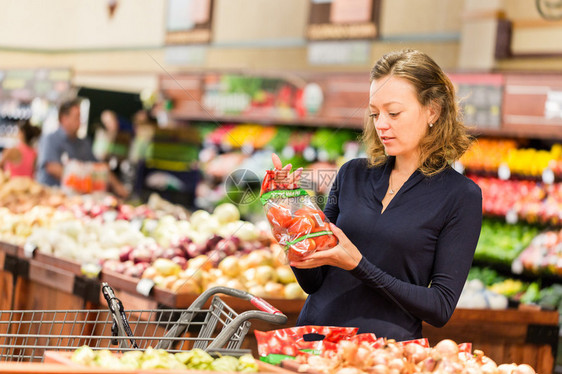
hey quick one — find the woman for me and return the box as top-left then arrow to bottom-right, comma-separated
0,120 -> 41,178
273,49 -> 482,341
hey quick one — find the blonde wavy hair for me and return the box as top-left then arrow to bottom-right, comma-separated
361,49 -> 473,176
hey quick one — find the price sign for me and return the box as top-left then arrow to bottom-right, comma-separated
511,259 -> 523,275
136,278 -> 155,297
505,209 -> 518,225
498,163 -> 511,180
317,149 -> 330,162
303,146 -> 317,162
23,242 -> 37,259
542,167 -> 555,185
241,142 -> 254,155
81,263 -> 102,279
282,146 -> 295,159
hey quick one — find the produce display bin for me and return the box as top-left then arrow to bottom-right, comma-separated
423,308 -> 559,374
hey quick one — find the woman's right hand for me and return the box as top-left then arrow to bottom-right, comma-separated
271,153 -> 303,185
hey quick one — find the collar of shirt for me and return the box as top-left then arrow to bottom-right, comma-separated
370,157 -> 425,202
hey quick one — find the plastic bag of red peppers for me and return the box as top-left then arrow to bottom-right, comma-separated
260,169 -> 338,261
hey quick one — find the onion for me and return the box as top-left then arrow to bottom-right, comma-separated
355,345 -> 373,368
276,265 -> 296,284
225,278 -> 245,291
264,281 -> 284,298
337,340 -> 358,364
481,358 -> 498,374
255,265 -> 277,285
171,256 -> 187,269
218,256 -> 241,278
188,255 -> 213,271
388,358 -> 405,371
515,364 -> 536,374
370,349 -> 390,366
171,278 -> 200,294
152,258 -> 181,277
335,368 -> 363,374
404,343 -> 428,364
498,363 -> 518,374
213,203 -> 240,224
434,339 -> 459,358
284,282 -> 305,299
141,266 -> 158,280
370,364 -> 389,374
420,357 -> 436,372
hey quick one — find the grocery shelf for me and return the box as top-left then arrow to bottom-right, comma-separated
170,111 -> 365,130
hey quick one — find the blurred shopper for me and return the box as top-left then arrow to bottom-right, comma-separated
0,120 -> 41,178
93,110 -> 120,161
36,98 -> 129,198
272,49 -> 482,341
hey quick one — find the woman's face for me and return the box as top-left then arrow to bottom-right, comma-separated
369,75 -> 434,160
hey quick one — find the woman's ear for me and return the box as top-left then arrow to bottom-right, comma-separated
427,100 -> 441,124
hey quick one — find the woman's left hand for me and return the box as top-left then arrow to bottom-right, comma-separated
290,223 -> 363,271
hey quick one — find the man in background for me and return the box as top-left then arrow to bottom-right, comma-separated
36,98 -> 129,198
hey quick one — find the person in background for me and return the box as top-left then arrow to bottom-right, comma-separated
272,49 -> 483,341
92,110 -> 120,162
36,98 -> 129,198
0,120 -> 41,178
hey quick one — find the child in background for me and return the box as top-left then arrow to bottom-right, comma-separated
0,120 -> 41,178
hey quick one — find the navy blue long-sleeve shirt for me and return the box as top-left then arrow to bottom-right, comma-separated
292,157 -> 482,341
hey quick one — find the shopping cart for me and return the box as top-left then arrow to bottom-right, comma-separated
0,283 -> 288,362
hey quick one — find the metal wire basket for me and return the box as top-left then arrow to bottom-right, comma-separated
0,283 -> 287,362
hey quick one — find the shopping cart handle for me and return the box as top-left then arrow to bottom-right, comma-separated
250,296 -> 282,314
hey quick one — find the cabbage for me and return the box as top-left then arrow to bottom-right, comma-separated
175,348 -> 214,370
210,356 -> 239,372
238,354 -> 259,372
71,345 -> 95,366
93,349 -> 121,368
120,350 -> 143,369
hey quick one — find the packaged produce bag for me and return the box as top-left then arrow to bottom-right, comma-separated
260,170 -> 338,260
255,325 -> 431,364
254,325 -> 358,362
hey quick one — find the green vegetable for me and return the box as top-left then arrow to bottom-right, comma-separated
520,282 -> 541,304
71,345 -> 95,366
93,349 -> 121,368
474,220 -> 539,265
175,348 -> 214,370
238,354 -> 260,371
210,356 -> 240,372
71,346 -> 257,372
120,351 -> 143,369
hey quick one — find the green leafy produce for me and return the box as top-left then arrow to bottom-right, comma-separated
210,356 -> 240,372
267,127 -> 292,152
311,129 -> 358,161
474,220 -> 539,264
175,348 -> 214,370
467,267 -> 505,286
71,346 -> 259,372
537,284 -> 562,310
238,354 -> 260,371
71,345 -> 95,366
520,282 -> 541,304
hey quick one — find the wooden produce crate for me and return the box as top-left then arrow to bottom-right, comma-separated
423,308 -> 559,374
